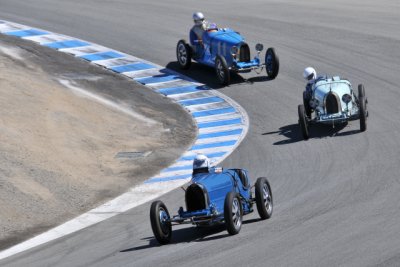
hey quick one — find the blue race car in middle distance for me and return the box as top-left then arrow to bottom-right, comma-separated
176,23 -> 279,85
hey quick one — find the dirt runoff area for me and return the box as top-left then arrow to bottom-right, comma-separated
0,34 -> 196,250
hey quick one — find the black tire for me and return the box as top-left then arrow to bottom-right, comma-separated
255,177 -> 273,220
215,55 -> 230,85
358,84 -> 367,132
224,192 -> 243,235
298,104 -> 309,140
359,95 -> 367,132
176,39 -> 191,69
150,200 -> 172,245
358,84 -> 365,99
265,47 -> 279,79
303,91 -> 312,118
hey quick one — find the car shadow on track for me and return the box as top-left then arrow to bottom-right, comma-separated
120,218 -> 263,252
262,123 -> 303,145
166,61 -> 273,89
264,123 -> 363,145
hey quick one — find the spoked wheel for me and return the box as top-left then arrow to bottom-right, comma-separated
358,84 -> 367,132
176,39 -> 191,69
150,200 -> 172,245
298,104 -> 310,140
255,177 -> 273,220
224,192 -> 243,235
215,55 -> 230,85
265,47 -> 279,79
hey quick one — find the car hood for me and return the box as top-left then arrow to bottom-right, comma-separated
205,28 -> 244,46
312,77 -> 354,114
191,172 -> 233,191
314,78 -> 352,98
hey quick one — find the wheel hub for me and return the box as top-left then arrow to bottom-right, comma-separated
263,184 -> 272,214
217,61 -> 224,79
158,208 -> 170,234
178,44 -> 187,64
232,198 -> 241,229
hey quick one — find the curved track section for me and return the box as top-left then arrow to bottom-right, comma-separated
1,0 -> 400,266
0,20 -> 248,259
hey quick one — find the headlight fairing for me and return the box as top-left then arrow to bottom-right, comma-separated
342,93 -> 352,104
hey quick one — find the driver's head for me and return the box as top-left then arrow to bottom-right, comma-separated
303,67 -> 317,81
193,154 -> 210,174
193,12 -> 205,26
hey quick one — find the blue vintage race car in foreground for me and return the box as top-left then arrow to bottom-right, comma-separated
150,168 -> 273,244
298,76 -> 369,140
176,23 -> 279,85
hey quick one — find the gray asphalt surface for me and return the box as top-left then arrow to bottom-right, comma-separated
1,0 -> 400,266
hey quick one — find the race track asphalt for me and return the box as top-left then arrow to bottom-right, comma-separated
1,0 -> 400,266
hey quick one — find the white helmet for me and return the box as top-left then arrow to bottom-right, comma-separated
193,12 -> 205,26
303,67 -> 317,81
193,154 -> 210,170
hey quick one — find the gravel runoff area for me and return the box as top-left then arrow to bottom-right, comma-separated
0,34 -> 196,250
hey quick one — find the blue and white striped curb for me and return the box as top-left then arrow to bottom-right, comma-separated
0,19 -> 249,260
0,20 -> 249,184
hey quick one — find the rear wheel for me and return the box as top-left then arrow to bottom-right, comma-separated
298,104 -> 309,140
224,192 -> 243,235
176,39 -> 191,69
303,91 -> 312,118
265,47 -> 279,79
255,177 -> 273,220
359,95 -> 367,132
215,55 -> 230,85
150,200 -> 172,245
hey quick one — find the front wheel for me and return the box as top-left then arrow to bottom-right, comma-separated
358,84 -> 367,132
215,55 -> 230,85
358,84 -> 365,99
224,192 -> 243,235
298,104 -> 310,140
176,39 -> 191,69
150,200 -> 172,245
265,47 -> 279,79
255,177 -> 273,220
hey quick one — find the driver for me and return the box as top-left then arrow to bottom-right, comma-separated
303,66 -> 317,92
192,154 -> 210,175
190,12 -> 208,57
303,67 -> 317,108
190,12 -> 207,46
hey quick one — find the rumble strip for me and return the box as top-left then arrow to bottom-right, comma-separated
0,20 -> 249,259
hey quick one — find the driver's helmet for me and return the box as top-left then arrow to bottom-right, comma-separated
193,154 -> 210,171
303,67 -> 317,81
193,12 -> 205,26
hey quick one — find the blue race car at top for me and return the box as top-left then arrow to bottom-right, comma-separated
150,167 -> 273,244
176,23 -> 279,85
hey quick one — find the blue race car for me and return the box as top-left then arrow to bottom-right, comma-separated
298,76 -> 369,140
176,23 -> 279,85
150,167 -> 273,244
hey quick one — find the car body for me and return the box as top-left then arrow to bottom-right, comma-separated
298,76 -> 369,140
150,167 -> 273,244
176,23 -> 279,85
